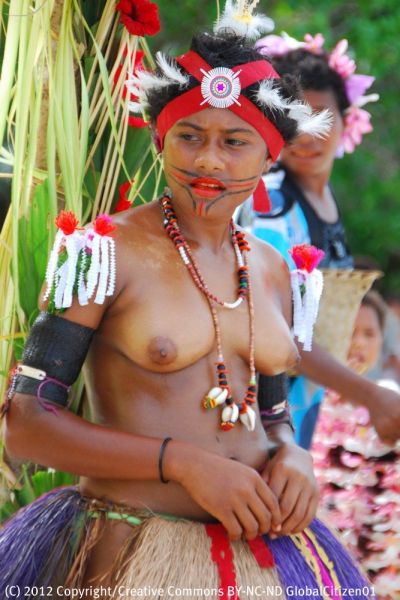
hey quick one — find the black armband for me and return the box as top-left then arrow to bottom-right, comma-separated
10,312 -> 95,409
258,373 -> 294,431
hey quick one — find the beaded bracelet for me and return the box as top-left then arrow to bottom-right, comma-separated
159,437 -> 172,484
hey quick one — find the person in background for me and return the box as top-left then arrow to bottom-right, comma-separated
239,32 -> 400,450
380,293 -> 400,384
312,291 -> 400,599
353,256 -> 400,385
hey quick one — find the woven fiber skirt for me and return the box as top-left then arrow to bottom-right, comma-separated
0,486 -> 373,599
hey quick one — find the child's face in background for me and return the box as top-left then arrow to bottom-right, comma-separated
348,304 -> 384,374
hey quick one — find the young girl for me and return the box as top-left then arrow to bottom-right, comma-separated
239,32 -> 400,452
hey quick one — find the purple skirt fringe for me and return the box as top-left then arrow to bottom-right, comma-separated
0,486 -> 83,595
268,520 -> 373,599
0,487 -> 373,598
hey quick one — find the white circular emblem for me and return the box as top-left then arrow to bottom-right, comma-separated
200,67 -> 241,108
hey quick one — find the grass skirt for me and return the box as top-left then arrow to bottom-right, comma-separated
0,486 -> 374,599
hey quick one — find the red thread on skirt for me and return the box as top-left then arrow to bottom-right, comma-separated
205,524 -> 239,600
248,536 -> 275,568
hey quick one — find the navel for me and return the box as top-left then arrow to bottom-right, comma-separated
147,336 -> 178,365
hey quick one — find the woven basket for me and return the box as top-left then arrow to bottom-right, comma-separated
314,269 -> 382,364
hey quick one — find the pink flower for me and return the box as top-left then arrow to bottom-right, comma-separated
341,106 -> 373,154
345,74 -> 375,105
94,214 -> 116,236
289,244 -> 325,272
116,0 -> 161,37
328,39 -> 356,79
114,181 -> 134,213
255,34 -> 291,57
55,210 -> 80,235
304,33 -> 325,53
340,451 -> 363,469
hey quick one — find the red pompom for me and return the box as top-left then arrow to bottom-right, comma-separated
289,243 -> 325,273
55,210 -> 79,235
94,214 -> 116,236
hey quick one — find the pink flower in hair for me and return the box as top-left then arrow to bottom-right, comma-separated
256,32 -> 303,57
340,106 -> 373,155
255,34 -> 291,56
304,33 -> 325,53
345,74 -> 375,105
328,39 -> 356,79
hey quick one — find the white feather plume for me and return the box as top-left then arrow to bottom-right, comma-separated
214,0 -> 274,40
126,70 -> 172,112
256,79 -> 333,139
126,54 -> 190,116
125,78 -> 149,111
125,78 -> 141,98
296,107 -> 333,138
156,52 -> 189,86
127,100 -> 145,114
256,80 -> 289,112
132,70 -> 171,92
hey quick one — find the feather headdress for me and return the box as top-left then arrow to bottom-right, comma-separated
256,80 -> 333,138
127,0 -> 332,147
126,52 -> 189,114
155,52 -> 190,86
214,0 -> 274,40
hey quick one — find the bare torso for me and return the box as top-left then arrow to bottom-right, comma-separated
79,201 -> 298,519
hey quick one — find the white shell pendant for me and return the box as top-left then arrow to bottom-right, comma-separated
221,403 -> 239,431
239,405 -> 256,432
203,387 -> 228,409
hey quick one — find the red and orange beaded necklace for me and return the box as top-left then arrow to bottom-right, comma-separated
160,191 -> 257,432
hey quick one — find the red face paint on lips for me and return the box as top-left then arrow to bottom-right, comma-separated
190,177 -> 226,200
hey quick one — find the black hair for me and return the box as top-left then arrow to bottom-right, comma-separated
270,49 -> 350,116
146,32 -> 305,143
361,290 -> 387,331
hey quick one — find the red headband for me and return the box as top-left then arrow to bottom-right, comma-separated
156,50 -> 285,161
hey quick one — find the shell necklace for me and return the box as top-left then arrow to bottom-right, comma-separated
160,191 -> 257,431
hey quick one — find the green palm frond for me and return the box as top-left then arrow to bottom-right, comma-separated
0,0 -> 162,510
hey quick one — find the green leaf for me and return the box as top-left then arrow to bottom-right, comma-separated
0,468 -> 77,523
17,180 -> 51,321
30,470 -> 76,498
0,500 -> 18,522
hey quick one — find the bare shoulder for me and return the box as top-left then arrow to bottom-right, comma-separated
112,200 -> 162,246
110,200 -> 164,279
39,202 -> 162,329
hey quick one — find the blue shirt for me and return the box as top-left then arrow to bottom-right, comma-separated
239,167 -> 353,448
